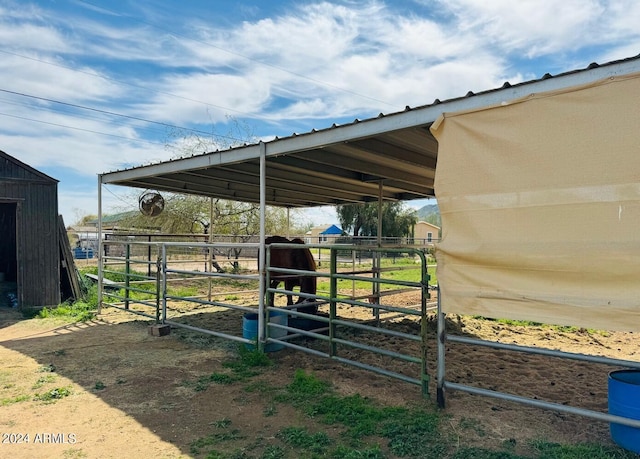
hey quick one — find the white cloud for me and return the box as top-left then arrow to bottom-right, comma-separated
432,0 -> 639,58
2,0 -> 640,226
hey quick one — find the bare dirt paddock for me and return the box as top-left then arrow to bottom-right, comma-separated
0,297 -> 638,458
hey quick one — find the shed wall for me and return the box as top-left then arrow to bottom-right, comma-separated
0,169 -> 60,308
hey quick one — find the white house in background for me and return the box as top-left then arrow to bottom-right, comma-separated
413,221 -> 440,245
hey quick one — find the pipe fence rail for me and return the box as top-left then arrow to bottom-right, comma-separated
435,289 -> 640,430
96,238 -> 640,434
98,240 -> 433,396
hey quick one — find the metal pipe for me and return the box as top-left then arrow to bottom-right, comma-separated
445,381 -> 640,429
329,247 -> 338,356
437,286 -> 446,408
163,319 -> 252,345
258,141 -> 267,350
161,244 -> 167,323
97,175 -> 103,314
419,249 -> 430,398
448,334 -> 640,369
124,244 -> 130,310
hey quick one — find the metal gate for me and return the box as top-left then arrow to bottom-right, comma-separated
98,240 -> 433,396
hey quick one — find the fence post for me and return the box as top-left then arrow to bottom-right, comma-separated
158,244 -> 167,323
371,250 -> 381,323
147,235 -> 152,277
124,244 -> 130,310
419,250 -> 430,398
329,247 -> 338,357
437,286 -> 446,408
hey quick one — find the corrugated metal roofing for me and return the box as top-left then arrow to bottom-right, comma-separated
100,54 -> 640,208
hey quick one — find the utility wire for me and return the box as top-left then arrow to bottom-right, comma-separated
0,88 -> 245,143
0,49 -> 277,123
0,94 -> 169,139
0,112 -> 164,146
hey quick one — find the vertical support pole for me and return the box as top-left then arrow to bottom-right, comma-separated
329,247 -> 338,357
286,207 -> 290,239
97,175 -> 103,314
351,249 -> 356,299
124,244 -> 131,310
372,250 -> 380,322
257,141 -> 267,351
208,197 -> 214,302
155,250 -> 161,323
161,244 -> 167,323
420,250 -> 430,398
372,181 -> 383,321
377,180 -> 383,246
147,235 -> 152,278
437,285 -> 446,408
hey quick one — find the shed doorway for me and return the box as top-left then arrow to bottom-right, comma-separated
0,202 -> 18,307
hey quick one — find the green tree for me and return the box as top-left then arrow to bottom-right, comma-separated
117,118 -> 308,237
336,202 -> 417,238
119,195 -> 304,237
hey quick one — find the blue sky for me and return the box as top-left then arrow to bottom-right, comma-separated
1,0 -> 639,226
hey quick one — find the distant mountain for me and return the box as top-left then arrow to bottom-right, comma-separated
415,203 -> 441,227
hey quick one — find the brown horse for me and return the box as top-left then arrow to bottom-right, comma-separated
264,236 -> 317,314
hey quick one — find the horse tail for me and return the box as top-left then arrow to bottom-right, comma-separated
304,248 -> 316,271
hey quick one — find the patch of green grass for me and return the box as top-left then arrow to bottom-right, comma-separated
261,445 -> 286,459
317,261 -> 435,296
38,297 -> 97,322
284,369 -> 331,404
39,364 -> 57,373
221,346 -> 272,379
1,394 -> 30,406
308,394 -> 389,437
263,404 -> 277,417
243,380 -> 278,394
32,375 -> 56,389
211,418 -> 232,429
279,371 -> 446,457
179,368 -> 635,459
186,347 -> 272,392
530,439 -> 639,459
276,426 -> 331,454
450,448 -> 528,459
192,373 -> 237,391
381,408 -> 447,457
329,445 -> 386,458
94,381 -> 106,390
189,419 -> 246,457
168,285 -> 200,298
33,387 -> 71,403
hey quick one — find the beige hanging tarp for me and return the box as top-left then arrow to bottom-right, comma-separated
431,72 -> 640,331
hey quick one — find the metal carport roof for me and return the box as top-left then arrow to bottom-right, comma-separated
100,55 -> 640,208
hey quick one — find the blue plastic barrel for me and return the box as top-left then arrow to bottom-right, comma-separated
243,310 -> 288,352
609,369 -> 640,453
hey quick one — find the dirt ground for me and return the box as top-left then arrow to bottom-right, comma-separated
0,289 -> 638,458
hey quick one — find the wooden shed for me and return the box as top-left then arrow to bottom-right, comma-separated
0,150 -> 61,308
